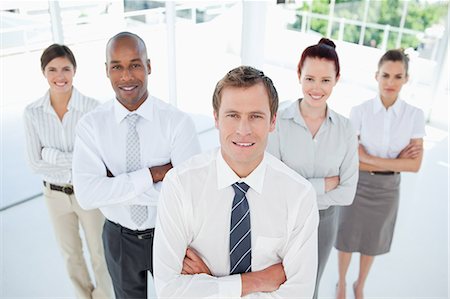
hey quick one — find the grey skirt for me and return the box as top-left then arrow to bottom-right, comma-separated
335,171 -> 401,256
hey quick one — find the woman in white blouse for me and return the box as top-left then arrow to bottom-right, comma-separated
23,44 -> 112,298
335,49 -> 425,299
267,38 -> 359,299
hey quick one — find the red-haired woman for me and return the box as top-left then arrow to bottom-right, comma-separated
267,38 -> 359,299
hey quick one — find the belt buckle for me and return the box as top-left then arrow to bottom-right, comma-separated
137,231 -> 154,240
62,186 -> 74,195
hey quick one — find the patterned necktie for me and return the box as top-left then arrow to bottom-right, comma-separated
230,182 -> 251,274
126,114 -> 148,226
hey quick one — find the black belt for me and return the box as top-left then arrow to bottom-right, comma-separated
43,181 -> 74,195
369,171 -> 399,176
106,219 -> 154,240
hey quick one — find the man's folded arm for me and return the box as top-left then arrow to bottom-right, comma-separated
153,171 -> 243,298
242,186 -> 319,298
183,248 -> 287,297
154,173 -> 318,298
73,121 -> 154,210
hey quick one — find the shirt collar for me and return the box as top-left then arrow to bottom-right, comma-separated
391,97 -> 403,116
113,95 -> 154,124
40,87 -> 83,114
216,149 -> 266,195
281,99 -> 335,127
373,95 -> 403,116
40,91 -> 53,114
67,87 -> 85,111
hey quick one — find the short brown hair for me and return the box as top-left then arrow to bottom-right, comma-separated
378,49 -> 409,76
212,66 -> 278,120
40,44 -> 76,71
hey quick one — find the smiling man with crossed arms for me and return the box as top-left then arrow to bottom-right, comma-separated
153,66 -> 319,298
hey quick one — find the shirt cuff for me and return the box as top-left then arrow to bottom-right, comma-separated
218,274 -> 241,298
129,168 -> 153,195
41,147 -> 54,164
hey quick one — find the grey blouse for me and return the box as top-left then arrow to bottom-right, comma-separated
267,100 -> 359,210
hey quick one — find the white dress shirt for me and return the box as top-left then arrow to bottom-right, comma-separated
350,96 -> 426,158
72,96 -> 201,230
24,87 -> 99,184
154,149 -> 319,298
267,100 -> 358,210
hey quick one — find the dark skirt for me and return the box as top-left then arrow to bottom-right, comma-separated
335,171 -> 401,256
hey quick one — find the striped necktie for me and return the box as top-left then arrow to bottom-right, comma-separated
230,182 -> 251,274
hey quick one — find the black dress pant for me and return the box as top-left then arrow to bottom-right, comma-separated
103,219 -> 154,299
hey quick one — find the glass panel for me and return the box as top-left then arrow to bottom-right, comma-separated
333,0 -> 366,20
59,1 -> 121,44
172,1 -> 240,115
404,1 -> 448,58
0,1 -> 52,55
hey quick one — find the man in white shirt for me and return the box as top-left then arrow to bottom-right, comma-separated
153,66 -> 319,298
72,32 -> 201,299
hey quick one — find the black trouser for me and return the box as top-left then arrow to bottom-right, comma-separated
102,219 -> 154,299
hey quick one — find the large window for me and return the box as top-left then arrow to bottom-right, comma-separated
284,0 -> 448,117
0,0 -> 448,207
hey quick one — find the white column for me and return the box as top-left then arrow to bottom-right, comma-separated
381,25 -> 390,52
165,1 -> 177,107
427,16 -> 449,125
326,0 -> 335,38
109,1 -> 126,30
338,18 -> 345,41
48,0 -> 64,44
359,0 -> 370,45
301,11 -> 307,32
396,0 -> 408,48
240,1 -> 267,69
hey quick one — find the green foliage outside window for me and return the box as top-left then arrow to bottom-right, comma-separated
289,0 -> 448,49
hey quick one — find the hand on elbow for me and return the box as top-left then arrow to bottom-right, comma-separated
241,263 -> 286,296
358,144 -> 372,164
325,176 -> 340,192
398,143 -> 423,159
258,263 -> 287,292
150,162 -> 173,183
181,248 -> 211,275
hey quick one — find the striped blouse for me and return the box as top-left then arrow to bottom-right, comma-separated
24,87 -> 99,184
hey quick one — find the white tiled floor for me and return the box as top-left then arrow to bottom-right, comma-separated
1,122 -> 448,298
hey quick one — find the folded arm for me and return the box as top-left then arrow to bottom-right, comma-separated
106,162 -> 172,183
308,130 -> 359,208
248,186 -> 319,298
72,120 -> 155,210
359,138 -> 424,173
182,248 -> 287,296
23,112 -> 69,176
153,172 -> 243,298
179,186 -> 319,298
41,148 -> 73,168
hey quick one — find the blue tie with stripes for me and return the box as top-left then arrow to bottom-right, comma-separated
230,182 -> 251,274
